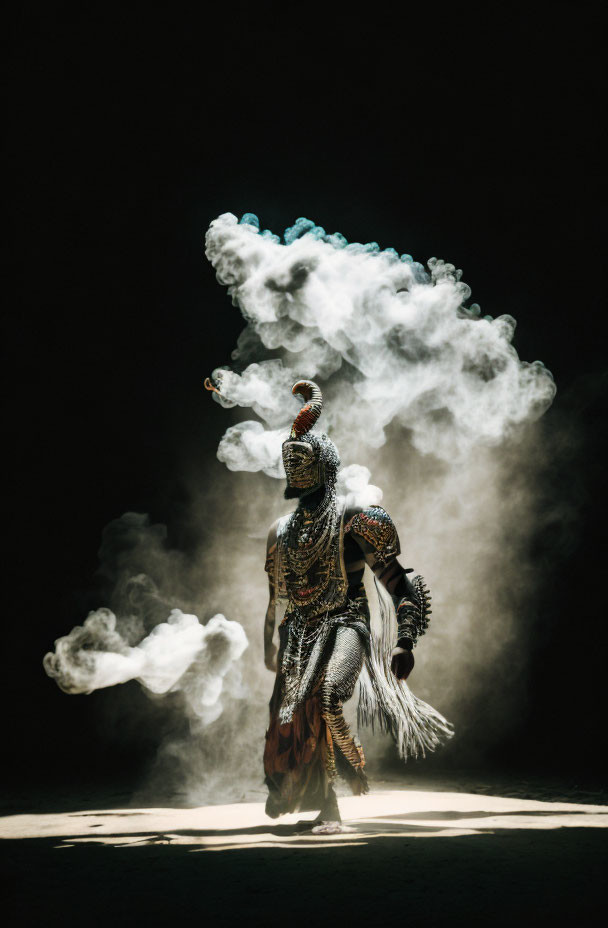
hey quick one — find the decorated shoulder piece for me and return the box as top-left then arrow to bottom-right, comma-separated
346,505 -> 432,649
345,506 -> 400,569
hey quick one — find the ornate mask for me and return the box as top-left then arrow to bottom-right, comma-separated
282,381 -> 339,497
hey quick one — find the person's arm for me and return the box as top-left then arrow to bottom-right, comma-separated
345,506 -> 431,680
263,521 -> 279,672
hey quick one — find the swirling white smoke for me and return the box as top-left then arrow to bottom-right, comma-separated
43,509 -> 249,740
206,212 -> 555,473
44,607 -> 248,726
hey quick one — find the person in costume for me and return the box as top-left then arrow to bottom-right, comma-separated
262,380 -> 452,834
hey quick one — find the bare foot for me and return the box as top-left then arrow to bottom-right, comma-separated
311,820 -> 354,835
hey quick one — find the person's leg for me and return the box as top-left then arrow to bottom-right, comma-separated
312,626 -> 366,834
314,783 -> 341,823
320,626 -> 366,771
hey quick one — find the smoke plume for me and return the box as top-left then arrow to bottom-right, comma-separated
43,511 -> 249,749
206,212 -> 554,471
44,607 -> 247,726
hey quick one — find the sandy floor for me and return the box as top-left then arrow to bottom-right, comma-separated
4,782 -> 607,926
2,787 -> 608,850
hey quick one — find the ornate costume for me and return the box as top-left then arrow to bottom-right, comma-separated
262,380 -> 452,820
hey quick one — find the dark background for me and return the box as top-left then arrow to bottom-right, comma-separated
4,3 -> 606,794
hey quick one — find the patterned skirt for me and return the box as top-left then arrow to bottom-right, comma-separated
264,595 -> 370,818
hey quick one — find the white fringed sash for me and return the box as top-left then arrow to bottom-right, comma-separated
357,579 -> 454,759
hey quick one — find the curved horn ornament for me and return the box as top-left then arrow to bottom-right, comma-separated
290,380 -> 323,439
204,376 -> 223,397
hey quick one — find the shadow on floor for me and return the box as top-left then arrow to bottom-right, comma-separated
5,827 -> 606,927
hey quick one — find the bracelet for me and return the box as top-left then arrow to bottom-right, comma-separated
396,599 -> 418,644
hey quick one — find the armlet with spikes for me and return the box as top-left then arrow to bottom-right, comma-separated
396,575 -> 432,647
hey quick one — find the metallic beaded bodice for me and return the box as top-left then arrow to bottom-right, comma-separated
276,488 -> 348,618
